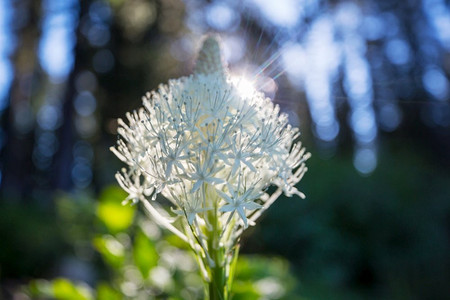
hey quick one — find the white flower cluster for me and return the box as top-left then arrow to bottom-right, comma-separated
111,36 -> 309,253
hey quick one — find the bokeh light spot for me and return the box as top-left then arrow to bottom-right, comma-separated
206,3 -> 238,31
249,0 -> 302,28
379,103 -> 402,132
74,91 -> 97,117
385,38 -> 411,65
422,67 -> 449,101
353,147 -> 377,175
37,104 -> 62,131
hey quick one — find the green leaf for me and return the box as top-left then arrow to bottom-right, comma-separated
133,229 -> 158,278
28,279 -> 53,297
97,186 -> 135,233
165,233 -> 190,249
230,280 -> 260,300
97,283 -> 122,300
93,235 -> 125,269
52,278 -> 92,300
227,244 -> 240,296
232,256 -> 298,299
235,256 -> 290,280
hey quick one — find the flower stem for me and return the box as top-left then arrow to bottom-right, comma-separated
208,258 -> 225,300
206,184 -> 227,300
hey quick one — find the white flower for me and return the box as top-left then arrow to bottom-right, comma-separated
111,35 -> 310,271
172,190 -> 212,225
218,180 -> 262,228
186,158 -> 225,193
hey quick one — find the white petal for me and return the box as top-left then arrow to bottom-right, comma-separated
217,190 -> 233,204
237,206 -> 248,228
243,201 -> 262,210
219,204 -> 235,212
191,180 -> 203,193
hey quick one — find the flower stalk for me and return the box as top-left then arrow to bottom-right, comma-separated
111,35 -> 310,299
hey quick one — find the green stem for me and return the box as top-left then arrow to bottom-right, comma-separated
208,258 -> 225,300
206,184 -> 227,300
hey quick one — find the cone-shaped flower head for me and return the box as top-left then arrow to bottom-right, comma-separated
111,35 -> 310,245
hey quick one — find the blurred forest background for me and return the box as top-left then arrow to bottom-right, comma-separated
1,0 -> 450,299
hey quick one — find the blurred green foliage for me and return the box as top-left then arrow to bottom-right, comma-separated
244,139 -> 450,299
96,187 -> 135,233
23,186 -> 300,300
29,278 -> 92,300
2,139 -> 449,299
